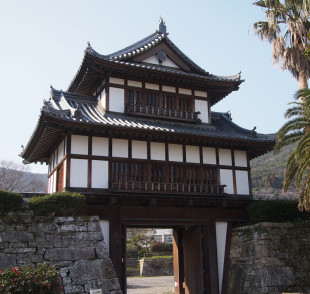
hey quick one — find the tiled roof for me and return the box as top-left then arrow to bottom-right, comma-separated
44,88 -> 274,143
85,33 -> 242,83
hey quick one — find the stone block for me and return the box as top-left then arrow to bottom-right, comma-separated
45,247 -> 95,261
95,242 -> 108,259
0,253 -> 16,269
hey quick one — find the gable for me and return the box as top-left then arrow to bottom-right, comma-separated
142,53 -> 180,68
132,42 -> 191,72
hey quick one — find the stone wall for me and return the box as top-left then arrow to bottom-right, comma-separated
139,257 -> 173,276
0,213 -> 122,294
228,222 -> 310,294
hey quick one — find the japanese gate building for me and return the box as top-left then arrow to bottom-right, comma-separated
21,20 -> 274,294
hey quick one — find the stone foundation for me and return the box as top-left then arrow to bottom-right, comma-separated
139,257 -> 173,276
0,213 -> 122,294
228,222 -> 310,294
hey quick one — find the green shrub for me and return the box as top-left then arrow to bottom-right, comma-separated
248,200 -> 310,224
0,190 -> 23,214
151,242 -> 173,253
0,263 -> 62,294
28,192 -> 86,216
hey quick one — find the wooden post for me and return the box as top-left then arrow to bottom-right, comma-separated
206,209 -> 219,294
173,229 -> 185,294
110,207 -> 126,293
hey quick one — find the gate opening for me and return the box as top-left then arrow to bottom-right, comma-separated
126,227 -> 174,294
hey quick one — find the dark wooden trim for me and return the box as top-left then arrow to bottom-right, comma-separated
110,207 -> 125,293
247,151 -> 252,197
109,137 -> 112,157
147,141 -> 151,160
66,135 -> 71,189
206,209 -> 220,294
108,83 -> 125,89
88,136 -> 92,188
106,81 -> 110,111
182,144 -> 186,163
199,145 -> 203,164
221,222 -> 232,294
232,150 -> 237,195
165,142 -> 169,161
128,139 -> 132,159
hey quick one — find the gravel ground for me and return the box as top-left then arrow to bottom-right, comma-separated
127,276 -> 174,294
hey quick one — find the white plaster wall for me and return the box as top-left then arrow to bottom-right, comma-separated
71,135 -> 88,155
163,57 -> 179,68
99,89 -> 106,109
127,80 -> 142,88
202,147 -> 216,165
112,139 -> 128,158
99,220 -> 110,253
216,222 -> 228,294
220,169 -> 234,194
162,85 -> 176,93
57,140 -> 65,163
132,140 -> 147,159
236,170 -> 250,195
150,142 -> 165,161
168,144 -> 183,162
195,100 -> 209,123
234,150 -> 248,167
194,90 -> 207,98
219,149 -> 232,166
178,88 -> 191,95
145,83 -> 159,90
63,159 -> 67,189
186,145 -> 200,163
53,151 -> 57,168
51,172 -> 56,193
109,87 -> 125,113
109,77 -> 124,85
142,55 -> 160,64
47,177 -> 51,194
70,159 -> 88,188
91,160 -> 109,189
92,137 -> 109,156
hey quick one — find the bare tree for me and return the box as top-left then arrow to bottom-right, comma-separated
0,160 -> 46,192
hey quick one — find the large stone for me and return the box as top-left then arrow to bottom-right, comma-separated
45,247 -> 95,261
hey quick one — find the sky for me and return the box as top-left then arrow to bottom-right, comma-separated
0,0 -> 300,174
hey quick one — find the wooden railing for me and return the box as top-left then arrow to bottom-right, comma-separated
110,181 -> 225,195
125,103 -> 200,121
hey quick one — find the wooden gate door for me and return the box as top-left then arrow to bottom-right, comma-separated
183,226 -> 204,294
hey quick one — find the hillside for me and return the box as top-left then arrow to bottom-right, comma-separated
0,167 -> 47,193
250,143 -> 298,199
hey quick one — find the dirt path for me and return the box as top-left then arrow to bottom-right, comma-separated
127,276 -> 174,294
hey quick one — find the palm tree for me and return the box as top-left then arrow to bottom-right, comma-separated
253,0 -> 310,89
275,89 -> 310,210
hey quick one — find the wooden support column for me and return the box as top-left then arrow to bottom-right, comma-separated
206,209 -> 219,294
173,229 -> 185,294
110,207 -> 126,293
221,222 -> 232,294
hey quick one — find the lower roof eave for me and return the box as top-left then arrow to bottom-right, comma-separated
23,114 -> 275,163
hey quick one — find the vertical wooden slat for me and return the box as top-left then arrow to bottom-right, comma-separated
88,136 -> 92,189
65,134 -> 71,189
110,207 -> 126,293
173,229 -> 185,294
232,149 -> 237,195
247,151 -> 253,197
206,209 -> 220,294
